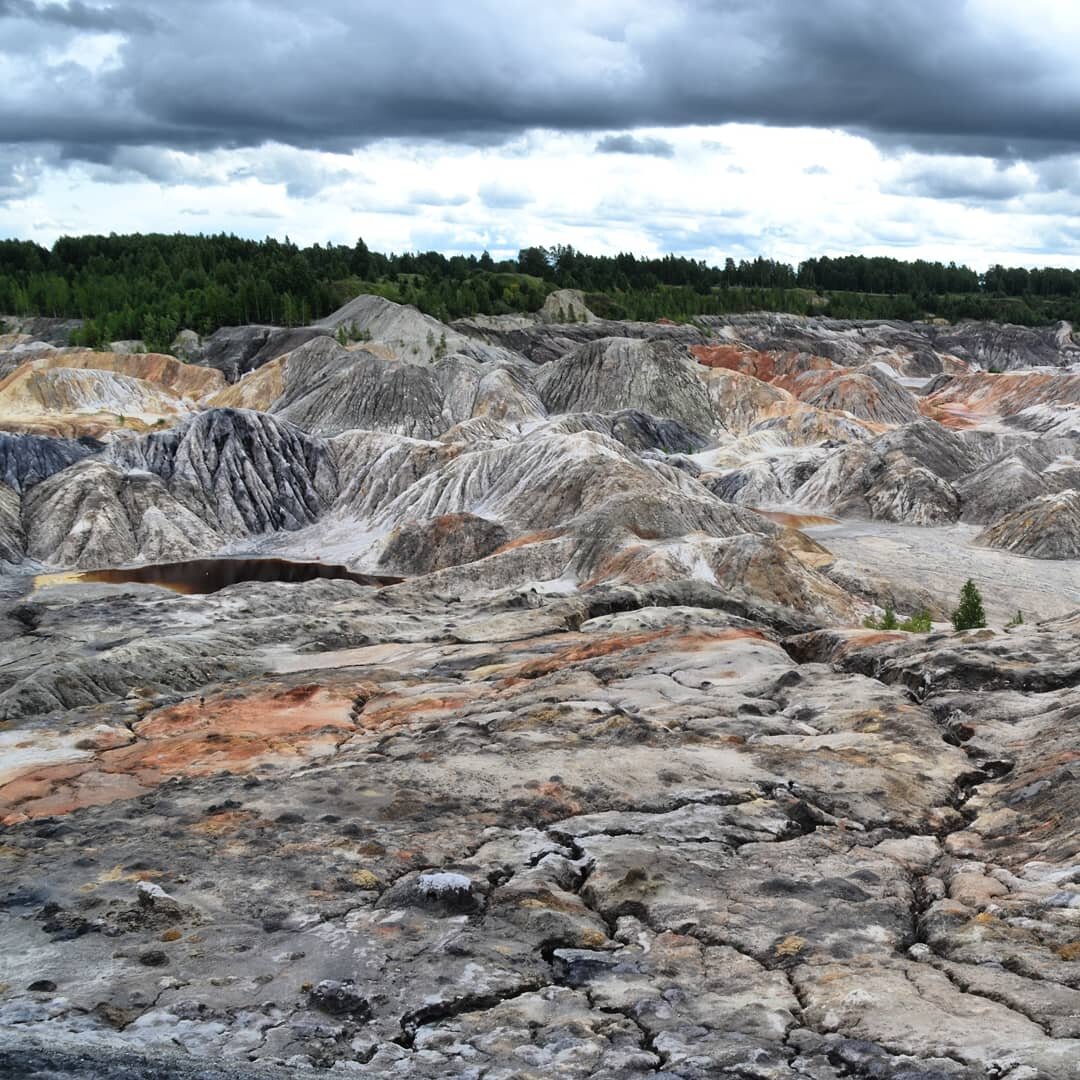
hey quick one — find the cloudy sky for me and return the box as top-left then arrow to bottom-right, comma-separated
3,0 -> 1080,267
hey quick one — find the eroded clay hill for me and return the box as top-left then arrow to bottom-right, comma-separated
1,299 -> 1080,1079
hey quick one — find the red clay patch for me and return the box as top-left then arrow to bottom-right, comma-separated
0,682 -> 359,825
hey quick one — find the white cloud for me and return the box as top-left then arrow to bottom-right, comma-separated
4,125 -> 1080,269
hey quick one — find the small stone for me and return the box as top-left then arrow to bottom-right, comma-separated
138,950 -> 169,967
308,979 -> 371,1020
350,869 -> 380,890
1057,941 -> 1080,961
136,881 -> 173,907
775,935 -> 807,957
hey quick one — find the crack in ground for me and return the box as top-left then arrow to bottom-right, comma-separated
393,979 -> 550,1049
929,960 -> 1054,1038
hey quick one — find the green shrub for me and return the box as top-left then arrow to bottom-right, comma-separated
864,605 -> 899,630
865,606 -> 932,633
899,610 -> 932,633
1006,609 -> 1024,628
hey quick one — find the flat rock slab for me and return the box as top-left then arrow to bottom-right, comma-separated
0,577 -> 1078,1078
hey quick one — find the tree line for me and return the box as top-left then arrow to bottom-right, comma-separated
2,233 -> 1079,354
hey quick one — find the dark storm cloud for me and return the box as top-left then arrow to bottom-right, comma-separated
2,0 -> 1079,163
595,134 -> 675,158
0,0 -> 154,32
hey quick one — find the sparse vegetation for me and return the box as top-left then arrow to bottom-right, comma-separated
864,605 -> 899,630
899,610 -> 933,633
952,580 -> 988,631
1006,609 -> 1025,628
864,606 -> 933,633
336,321 -> 370,346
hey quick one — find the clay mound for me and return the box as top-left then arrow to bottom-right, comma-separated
539,289 -> 596,324
273,340 -> 448,438
976,490 -> 1080,559
693,346 -> 917,430
0,431 -> 101,493
377,513 -> 510,575
326,430 -> 779,585
791,445 -> 961,525
691,343 -> 837,382
746,404 -> 876,447
314,294 -> 472,364
789,367 -> 921,426
0,350 -> 224,435
331,430 -> 453,518
698,366 -> 800,435
28,350 -> 225,397
363,430 -> 696,535
925,370 -> 1080,425
454,313 -> 705,365
104,408 -> 338,536
537,337 -> 715,435
23,459 -> 222,568
867,419 -> 993,481
195,325 -> 330,381
581,531 -> 856,624
929,319 -> 1080,371
1005,403 -> 1080,438
707,452 -> 826,507
708,313 -> 956,376
211,339 -> 546,439
957,454 -> 1051,524
535,410 -> 712,455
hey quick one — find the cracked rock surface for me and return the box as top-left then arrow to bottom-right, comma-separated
2,300 -> 1080,1078
1,576 -> 1079,1078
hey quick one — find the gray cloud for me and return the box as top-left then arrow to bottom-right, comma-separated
0,147 -> 51,204
1,0 -> 1079,167
888,161 -> 1033,202
595,134 -> 675,158
0,0 -> 154,32
478,183 -> 532,210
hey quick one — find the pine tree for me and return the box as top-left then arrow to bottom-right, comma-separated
952,580 -> 987,631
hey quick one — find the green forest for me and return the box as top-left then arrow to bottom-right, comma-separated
2,233 -> 1080,354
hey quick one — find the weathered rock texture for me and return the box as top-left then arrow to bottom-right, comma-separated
2,300 -> 1080,1078
0,351 -> 224,436
1,575 -> 1080,1077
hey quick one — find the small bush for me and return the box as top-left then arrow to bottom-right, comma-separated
899,610 -> 932,633
864,605 -> 899,630
865,606 -> 932,633
1006,609 -> 1024,628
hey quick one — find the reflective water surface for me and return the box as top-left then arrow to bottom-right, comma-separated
35,557 -> 403,595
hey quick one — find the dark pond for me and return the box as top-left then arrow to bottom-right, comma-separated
36,558 -> 403,595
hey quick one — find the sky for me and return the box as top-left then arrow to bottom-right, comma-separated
2,0 -> 1080,267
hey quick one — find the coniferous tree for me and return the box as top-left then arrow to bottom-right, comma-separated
952,580 -> 987,631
